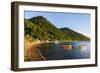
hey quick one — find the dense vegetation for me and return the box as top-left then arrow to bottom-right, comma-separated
24,16 -> 90,41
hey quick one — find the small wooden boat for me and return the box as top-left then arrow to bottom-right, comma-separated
62,45 -> 72,50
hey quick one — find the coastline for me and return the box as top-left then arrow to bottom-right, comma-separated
24,40 -> 90,61
24,41 -> 46,61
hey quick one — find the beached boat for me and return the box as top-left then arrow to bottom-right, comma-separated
62,45 -> 72,50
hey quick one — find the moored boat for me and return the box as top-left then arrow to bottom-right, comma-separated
80,45 -> 87,51
62,45 -> 72,50
80,45 -> 87,49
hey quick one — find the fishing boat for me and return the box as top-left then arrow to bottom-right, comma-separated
62,45 -> 72,50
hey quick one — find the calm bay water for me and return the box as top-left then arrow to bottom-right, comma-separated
38,41 -> 90,60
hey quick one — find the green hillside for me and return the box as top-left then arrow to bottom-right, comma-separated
60,28 -> 90,41
24,16 -> 90,41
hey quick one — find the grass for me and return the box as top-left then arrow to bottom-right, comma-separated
24,38 -> 46,61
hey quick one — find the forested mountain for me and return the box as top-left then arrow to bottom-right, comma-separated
24,16 -> 90,41
60,28 -> 90,41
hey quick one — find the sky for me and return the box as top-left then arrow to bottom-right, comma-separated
24,11 -> 90,37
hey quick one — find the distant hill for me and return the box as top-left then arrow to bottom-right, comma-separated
24,16 -> 90,41
60,27 -> 90,41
